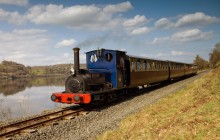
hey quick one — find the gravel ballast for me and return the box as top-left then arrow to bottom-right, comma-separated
17,72 -> 207,140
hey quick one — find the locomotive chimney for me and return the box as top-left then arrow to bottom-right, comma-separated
73,47 -> 80,74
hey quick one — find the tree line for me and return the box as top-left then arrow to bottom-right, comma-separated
194,43 -> 220,70
0,60 -> 87,79
0,61 -> 73,79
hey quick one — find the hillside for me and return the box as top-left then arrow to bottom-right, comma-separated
0,61 -> 30,79
0,60 -> 86,79
31,64 -> 86,76
97,68 -> 220,139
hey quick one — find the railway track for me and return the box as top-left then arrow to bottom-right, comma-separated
0,106 -> 89,139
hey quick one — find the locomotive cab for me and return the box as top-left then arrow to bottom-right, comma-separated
86,48 -> 127,89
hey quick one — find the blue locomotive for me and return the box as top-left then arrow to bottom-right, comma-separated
51,48 -> 197,104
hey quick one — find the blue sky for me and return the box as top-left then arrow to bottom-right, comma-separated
0,0 -> 219,66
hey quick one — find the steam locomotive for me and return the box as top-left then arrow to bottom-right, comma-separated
51,48 -> 197,105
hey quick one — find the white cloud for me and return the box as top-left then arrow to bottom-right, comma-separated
103,1 -> 132,15
155,18 -> 174,29
0,8 -> 26,25
176,12 -> 218,27
0,29 -> 86,65
171,28 -> 212,42
155,53 -> 164,57
55,39 -> 77,48
171,51 -> 187,56
152,28 -> 212,44
140,52 -> 167,59
141,51 -> 194,62
123,15 -> 151,36
130,27 -> 151,35
0,28 -> 48,45
154,12 -> 218,29
63,53 -> 69,57
25,2 -> 132,30
0,0 -> 28,6
12,28 -> 47,35
0,2 -> 132,30
152,37 -> 169,44
80,54 -> 86,63
0,29 -> 50,65
123,15 -> 148,27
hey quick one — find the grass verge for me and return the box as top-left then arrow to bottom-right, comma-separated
97,68 -> 220,140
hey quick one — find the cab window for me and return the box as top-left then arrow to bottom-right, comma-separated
90,54 -> 97,63
105,53 -> 113,62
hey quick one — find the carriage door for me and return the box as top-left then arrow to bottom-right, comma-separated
117,52 -> 126,88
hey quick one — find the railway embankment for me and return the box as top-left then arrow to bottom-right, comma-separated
97,68 -> 220,139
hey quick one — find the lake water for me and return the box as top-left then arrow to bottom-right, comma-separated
0,77 -> 71,122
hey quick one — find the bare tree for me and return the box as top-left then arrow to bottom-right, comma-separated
209,43 -> 220,68
194,55 -> 209,70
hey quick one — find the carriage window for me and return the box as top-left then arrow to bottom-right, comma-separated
157,62 -> 159,69
90,54 -> 97,63
142,63 -> 146,71
148,63 -> 151,70
158,62 -> 160,69
152,62 -> 155,70
105,53 -> 113,62
154,62 -> 157,69
131,61 -> 136,71
137,62 -> 141,71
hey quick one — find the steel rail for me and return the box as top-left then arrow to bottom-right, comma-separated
0,107 -> 86,138
0,106 -> 74,131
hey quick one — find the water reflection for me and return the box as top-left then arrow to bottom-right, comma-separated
0,77 -> 65,96
0,77 -> 72,122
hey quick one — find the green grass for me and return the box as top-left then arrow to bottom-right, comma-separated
97,68 -> 220,140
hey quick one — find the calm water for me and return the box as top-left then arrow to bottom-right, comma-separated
0,77 -> 71,121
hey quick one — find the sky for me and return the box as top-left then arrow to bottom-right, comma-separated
0,0 -> 219,66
